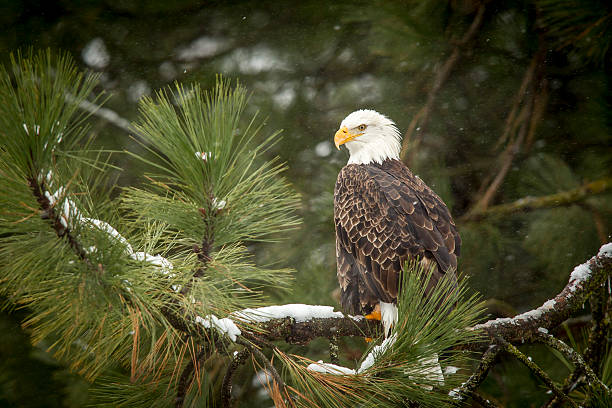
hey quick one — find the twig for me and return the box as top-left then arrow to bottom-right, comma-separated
494,54 -> 538,150
329,334 -> 340,365
175,346 -> 211,408
249,345 -> 293,406
536,331 -> 608,392
179,237 -> 213,296
400,3 -> 486,164
497,337 -> 578,407
453,344 -> 501,404
461,177 -> 612,222
469,391 -> 501,408
221,349 -> 251,408
27,177 -> 94,269
470,47 -> 547,213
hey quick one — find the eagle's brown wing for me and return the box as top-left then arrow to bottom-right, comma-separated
334,159 -> 460,315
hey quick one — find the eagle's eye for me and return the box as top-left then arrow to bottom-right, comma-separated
357,124 -> 367,131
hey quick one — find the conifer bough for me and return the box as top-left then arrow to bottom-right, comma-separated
1,50 -> 610,408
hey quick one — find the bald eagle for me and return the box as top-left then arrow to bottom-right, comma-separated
333,109 -> 461,336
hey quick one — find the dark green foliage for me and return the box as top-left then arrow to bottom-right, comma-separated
537,0 -> 612,67
1,0 -> 611,406
0,51 -> 301,406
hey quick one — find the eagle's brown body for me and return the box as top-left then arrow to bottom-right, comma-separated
334,158 -> 461,316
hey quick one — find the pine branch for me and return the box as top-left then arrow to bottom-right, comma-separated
461,177 -> 612,222
225,243 -> 610,348
26,176 -> 92,267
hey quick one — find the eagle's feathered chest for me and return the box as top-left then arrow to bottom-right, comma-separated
333,159 -> 461,315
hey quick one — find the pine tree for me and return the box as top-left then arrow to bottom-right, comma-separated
0,49 -> 302,406
1,48 -> 609,408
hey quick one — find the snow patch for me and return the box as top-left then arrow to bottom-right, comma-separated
307,361 -> 356,375
358,334 -> 397,373
538,327 -> 549,334
516,308 -> 543,321
83,217 -> 133,253
233,304 -> 346,323
598,242 -> 612,258
570,263 -> 591,282
195,151 -> 214,161
82,38 -> 110,69
212,197 -> 227,210
449,385 -> 464,400
444,366 -> 459,375
196,315 -> 241,342
130,252 -> 174,275
404,353 -> 445,389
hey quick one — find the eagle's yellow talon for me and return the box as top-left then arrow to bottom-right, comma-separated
364,310 -> 381,321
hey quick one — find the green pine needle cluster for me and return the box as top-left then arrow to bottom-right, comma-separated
537,0 -> 612,67
123,78 -> 302,313
0,50 -> 301,404
278,261 -> 485,408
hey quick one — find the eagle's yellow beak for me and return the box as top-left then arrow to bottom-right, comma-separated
334,126 -> 363,149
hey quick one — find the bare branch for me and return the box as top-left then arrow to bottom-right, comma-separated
497,337 -> 578,407
400,3 -> 486,164
473,243 -> 612,344
535,331 -> 608,392
470,46 -> 547,213
461,177 -> 612,222
452,344 -> 502,404
221,349 -> 251,408
250,315 -> 380,345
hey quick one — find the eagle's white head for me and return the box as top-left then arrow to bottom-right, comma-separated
334,109 -> 401,165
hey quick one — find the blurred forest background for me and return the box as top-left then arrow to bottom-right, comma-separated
1,0 -> 610,406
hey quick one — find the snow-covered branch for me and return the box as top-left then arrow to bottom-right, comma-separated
473,242 -> 612,344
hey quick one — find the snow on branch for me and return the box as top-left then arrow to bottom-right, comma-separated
34,174 -> 176,280
215,243 -> 611,349
196,315 -> 241,342
182,243 -> 611,352
472,242 -> 612,344
234,304 -> 379,345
